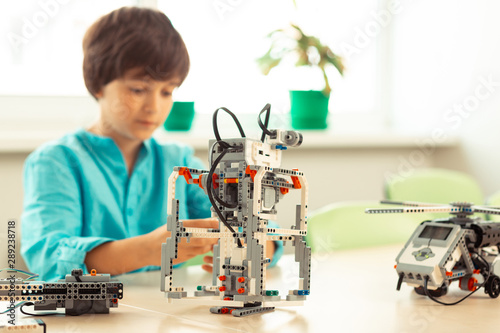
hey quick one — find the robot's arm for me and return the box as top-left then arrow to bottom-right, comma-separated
366,206 -> 455,214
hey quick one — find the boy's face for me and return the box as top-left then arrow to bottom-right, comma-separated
96,67 -> 180,142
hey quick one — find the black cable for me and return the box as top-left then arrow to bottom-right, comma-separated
206,145 -> 243,248
209,149 -> 238,209
423,254 -> 491,305
258,103 -> 273,142
208,142 -> 238,210
20,302 -> 60,317
20,300 -> 95,316
209,106 -> 256,248
206,149 -> 233,224
212,107 -> 246,142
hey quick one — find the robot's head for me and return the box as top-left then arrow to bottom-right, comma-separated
267,129 -> 303,147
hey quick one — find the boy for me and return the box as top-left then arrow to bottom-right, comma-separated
21,7 -> 280,281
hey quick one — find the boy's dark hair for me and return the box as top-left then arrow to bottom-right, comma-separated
83,7 -> 189,99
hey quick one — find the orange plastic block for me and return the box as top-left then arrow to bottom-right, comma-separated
468,278 -> 478,291
245,166 -> 257,182
179,167 -> 203,187
291,169 -> 302,189
197,174 -> 205,189
179,167 -> 192,184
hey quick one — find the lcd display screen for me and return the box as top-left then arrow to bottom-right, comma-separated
418,225 -> 452,240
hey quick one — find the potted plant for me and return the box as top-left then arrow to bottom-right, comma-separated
257,24 -> 344,130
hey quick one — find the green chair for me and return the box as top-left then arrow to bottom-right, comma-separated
182,252 -> 212,267
385,168 -> 485,219
305,201 -> 434,253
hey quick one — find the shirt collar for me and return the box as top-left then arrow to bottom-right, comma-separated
75,128 -> 153,171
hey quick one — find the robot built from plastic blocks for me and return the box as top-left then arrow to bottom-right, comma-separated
0,269 -> 123,315
366,200 -> 500,304
160,105 -> 311,317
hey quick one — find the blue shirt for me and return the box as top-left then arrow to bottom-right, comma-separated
21,129 -> 283,281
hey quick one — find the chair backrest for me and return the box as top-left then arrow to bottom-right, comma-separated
182,252 -> 210,267
305,201 -> 434,253
385,168 -> 485,219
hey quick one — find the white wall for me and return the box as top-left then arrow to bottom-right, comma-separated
455,2 -> 500,200
0,153 -> 28,270
413,2 -> 500,200
387,1 -> 500,200
0,154 -> 25,231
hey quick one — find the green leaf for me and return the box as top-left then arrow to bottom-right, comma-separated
256,22 -> 345,91
256,50 -> 283,75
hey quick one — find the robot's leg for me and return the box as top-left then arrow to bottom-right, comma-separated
210,305 -> 275,317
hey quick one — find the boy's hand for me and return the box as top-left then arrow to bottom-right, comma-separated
147,218 -> 219,269
202,255 -> 214,273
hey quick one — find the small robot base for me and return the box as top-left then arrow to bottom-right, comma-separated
210,302 -> 275,317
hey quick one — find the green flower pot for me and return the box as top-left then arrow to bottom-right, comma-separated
289,90 -> 330,130
164,101 -> 195,131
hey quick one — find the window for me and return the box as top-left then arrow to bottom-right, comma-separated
390,0 -> 483,132
0,0 -> 136,133
4,0 -> 487,135
159,0 -> 379,116
0,0 -> 137,95
0,0 -> 384,134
